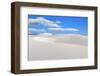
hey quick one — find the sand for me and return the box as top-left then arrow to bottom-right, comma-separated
28,36 -> 88,61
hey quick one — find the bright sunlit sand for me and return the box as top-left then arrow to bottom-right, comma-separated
33,37 -> 56,43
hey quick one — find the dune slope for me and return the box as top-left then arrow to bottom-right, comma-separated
28,36 -> 88,61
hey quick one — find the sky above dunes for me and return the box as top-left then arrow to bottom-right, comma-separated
28,15 -> 88,36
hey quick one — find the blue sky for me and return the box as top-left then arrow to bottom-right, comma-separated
28,15 -> 88,36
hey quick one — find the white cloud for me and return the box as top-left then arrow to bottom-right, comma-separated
48,27 -> 79,32
55,20 -> 61,24
28,28 -> 37,35
28,28 -> 46,35
28,17 -> 60,28
28,17 -> 80,37
29,28 -> 38,32
37,33 -> 53,37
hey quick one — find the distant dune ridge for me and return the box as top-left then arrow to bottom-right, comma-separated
28,34 -> 88,61
53,34 -> 88,46
31,34 -> 88,46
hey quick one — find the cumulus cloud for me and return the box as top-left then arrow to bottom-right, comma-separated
28,17 -> 60,28
48,27 -> 79,32
28,17 -> 81,38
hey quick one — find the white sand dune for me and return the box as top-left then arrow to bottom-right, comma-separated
28,35 -> 88,61
52,34 -> 88,46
